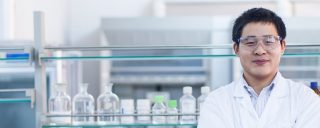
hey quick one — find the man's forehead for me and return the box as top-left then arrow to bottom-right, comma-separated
241,23 -> 278,37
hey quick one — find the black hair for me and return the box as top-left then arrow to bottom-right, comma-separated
232,7 -> 286,44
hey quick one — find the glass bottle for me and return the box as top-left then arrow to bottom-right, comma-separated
197,86 -> 210,113
136,99 -> 151,123
152,95 -> 166,124
167,100 -> 178,124
310,82 -> 320,96
120,99 -> 135,124
48,83 -> 71,124
97,83 -> 120,124
72,83 -> 95,125
180,86 -> 196,124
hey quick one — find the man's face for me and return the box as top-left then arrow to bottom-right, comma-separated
234,22 -> 286,79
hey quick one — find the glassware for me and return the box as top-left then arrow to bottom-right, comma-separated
180,86 -> 196,124
136,99 -> 151,123
310,82 -> 320,96
97,83 -> 120,124
197,86 -> 210,120
48,83 -> 71,124
197,86 -> 210,113
72,83 -> 95,125
152,95 -> 166,124
120,99 -> 135,124
166,100 -> 178,124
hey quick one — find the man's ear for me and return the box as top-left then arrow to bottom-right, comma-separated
233,43 -> 239,56
280,39 -> 286,54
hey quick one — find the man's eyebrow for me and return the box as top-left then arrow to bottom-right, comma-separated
243,35 -> 274,38
243,35 -> 256,38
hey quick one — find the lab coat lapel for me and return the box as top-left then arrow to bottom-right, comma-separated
258,75 -> 289,127
233,79 -> 259,127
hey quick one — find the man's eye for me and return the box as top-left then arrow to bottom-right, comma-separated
265,41 -> 274,44
244,42 -> 255,46
265,38 -> 276,44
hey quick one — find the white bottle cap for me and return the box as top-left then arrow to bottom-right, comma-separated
201,86 -> 210,94
183,86 -> 192,94
137,99 -> 151,110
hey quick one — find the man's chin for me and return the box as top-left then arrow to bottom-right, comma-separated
249,68 -> 272,78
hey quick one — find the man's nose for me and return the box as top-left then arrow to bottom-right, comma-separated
254,41 -> 267,55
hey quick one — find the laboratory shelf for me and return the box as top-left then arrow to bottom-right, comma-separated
41,52 -> 320,61
43,113 -> 199,128
0,46 -> 28,51
41,54 -> 237,60
0,98 -> 31,103
40,44 -> 320,61
0,88 -> 35,107
0,57 -> 30,61
42,123 -> 197,128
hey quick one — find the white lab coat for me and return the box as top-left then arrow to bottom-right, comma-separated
198,74 -> 320,128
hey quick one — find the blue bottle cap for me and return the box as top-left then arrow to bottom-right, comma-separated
6,53 -> 29,59
310,82 -> 318,89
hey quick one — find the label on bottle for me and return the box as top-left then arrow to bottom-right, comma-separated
180,100 -> 196,124
181,100 -> 195,113
137,109 -> 150,123
167,109 -> 178,124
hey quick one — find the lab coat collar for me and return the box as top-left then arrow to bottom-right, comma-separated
232,72 -> 289,125
233,72 -> 288,98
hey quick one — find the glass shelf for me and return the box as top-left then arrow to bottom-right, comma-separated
41,44 -> 320,61
41,54 -> 236,60
0,47 -> 28,51
0,98 -> 31,103
40,53 -> 320,60
0,57 -> 30,61
42,123 -> 197,128
0,89 -> 35,107
44,113 -> 199,128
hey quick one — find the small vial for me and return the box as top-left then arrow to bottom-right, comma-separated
120,99 -> 135,124
180,86 -> 196,124
152,96 -> 166,124
166,100 -> 178,124
197,86 -> 210,120
310,82 -> 320,96
136,99 -> 151,123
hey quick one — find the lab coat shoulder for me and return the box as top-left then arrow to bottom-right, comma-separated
204,81 -> 236,111
205,81 -> 236,105
286,79 -> 314,96
198,77 -> 320,128
285,79 -> 320,109
286,79 -> 320,127
197,82 -> 237,128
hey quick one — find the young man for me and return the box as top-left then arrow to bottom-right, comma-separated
198,8 -> 320,128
